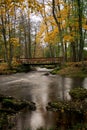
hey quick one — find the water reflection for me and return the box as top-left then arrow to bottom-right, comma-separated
48,76 -> 72,101
30,110 -> 45,130
16,110 -> 32,130
0,69 -> 86,130
71,77 -> 84,88
82,78 -> 87,89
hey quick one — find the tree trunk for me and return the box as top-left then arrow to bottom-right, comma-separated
65,43 -> 67,62
71,42 -> 76,62
77,0 -> 84,61
28,17 -> 31,58
52,0 -> 65,62
24,31 -> 28,58
1,11 -> 8,62
8,13 -> 13,69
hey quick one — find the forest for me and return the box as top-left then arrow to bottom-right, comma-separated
0,1 -> 87,129
0,0 -> 87,69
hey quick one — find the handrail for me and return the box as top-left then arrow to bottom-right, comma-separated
17,57 -> 63,65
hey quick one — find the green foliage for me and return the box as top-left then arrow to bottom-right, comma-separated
51,66 -> 61,75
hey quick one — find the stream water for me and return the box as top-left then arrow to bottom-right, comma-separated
0,67 -> 87,130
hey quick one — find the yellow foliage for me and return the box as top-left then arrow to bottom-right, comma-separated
36,22 -> 47,43
70,32 -> 76,37
10,38 -> 20,47
44,28 -> 59,44
60,7 -> 70,18
46,16 -> 56,26
83,24 -> 87,30
5,0 -> 11,4
0,63 -> 8,71
64,35 -> 74,42
62,21 -> 66,28
74,22 -> 79,28
55,0 -> 64,5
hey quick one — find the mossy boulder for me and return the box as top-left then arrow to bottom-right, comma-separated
51,66 -> 61,75
2,98 -> 36,111
0,94 -> 36,113
46,87 -> 87,130
47,101 -> 87,113
69,87 -> 87,101
46,101 -> 87,129
0,94 -> 36,130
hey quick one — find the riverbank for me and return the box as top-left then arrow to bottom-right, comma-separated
0,61 -> 35,75
1,61 -> 87,77
51,61 -> 87,77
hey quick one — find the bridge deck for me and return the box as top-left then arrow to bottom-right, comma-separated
17,57 -> 63,65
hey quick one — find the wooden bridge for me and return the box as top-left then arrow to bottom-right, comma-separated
17,57 -> 63,65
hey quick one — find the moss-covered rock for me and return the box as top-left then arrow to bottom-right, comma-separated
51,66 -> 61,75
0,94 -> 36,129
0,95 -> 36,112
46,87 -> 87,129
46,101 -> 87,129
47,101 -> 87,113
69,87 -> 87,101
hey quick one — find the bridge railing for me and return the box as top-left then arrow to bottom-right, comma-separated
17,57 -> 63,64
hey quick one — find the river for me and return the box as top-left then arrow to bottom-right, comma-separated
0,67 -> 87,130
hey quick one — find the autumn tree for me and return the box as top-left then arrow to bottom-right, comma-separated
0,0 -> 87,66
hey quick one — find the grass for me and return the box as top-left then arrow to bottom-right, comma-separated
51,61 -> 87,77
